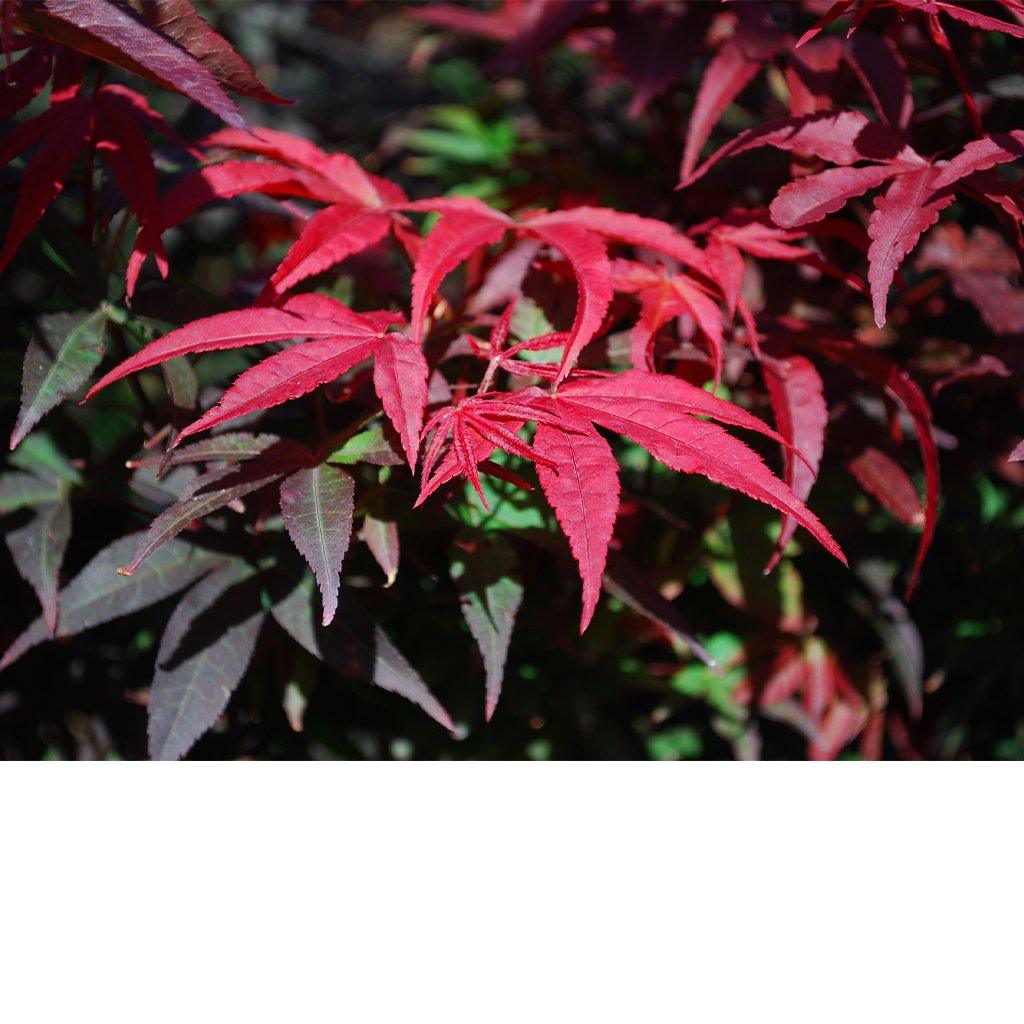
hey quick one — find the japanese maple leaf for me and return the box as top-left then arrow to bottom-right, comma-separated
11,0 -> 284,129
416,391 -> 565,509
405,198 -> 714,385
761,349 -> 828,574
464,300 -> 568,383
689,208 -> 865,344
126,125 -> 405,297
787,31 -> 911,130
679,3 -> 788,182
540,371 -> 845,629
735,637 -> 866,758
680,7 -> 916,176
0,82 -> 185,274
917,223 -> 1024,335
609,258 -> 725,379
774,319 -> 940,597
84,298 -> 427,469
796,0 -> 1024,135
416,370 -> 845,633
0,35 -> 83,120
678,108 -> 1013,326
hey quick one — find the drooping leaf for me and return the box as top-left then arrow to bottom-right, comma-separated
258,203 -> 394,303
532,407 -> 619,634
409,204 -> 511,344
280,463 -> 355,627
85,307 -> 358,399
554,373 -> 845,565
843,30 -> 913,130
148,559 -> 266,760
812,338 -> 938,597
14,0 -> 246,127
603,550 -> 717,668
159,356 -> 198,437
0,470 -> 63,514
170,333 -> 381,447
847,446 -> 924,526
0,533 -> 221,670
5,488 -> 71,635
679,6 -> 786,182
11,308 -> 107,449
372,333 -> 428,469
94,93 -> 166,268
763,352 -> 827,572
122,442 -> 307,575
129,0 -> 288,104
450,535 -> 523,720
271,572 -> 454,730
0,98 -> 92,275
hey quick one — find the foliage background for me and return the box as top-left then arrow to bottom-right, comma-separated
1,0 -> 1022,760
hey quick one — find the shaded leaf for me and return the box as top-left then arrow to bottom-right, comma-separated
451,535 -> 523,720
271,572 -> 454,730
123,441 -> 307,575
15,0 -> 245,127
280,463 -> 355,627
0,470 -> 63,514
149,560 -> 265,760
0,533 -> 221,670
848,446 -> 924,526
5,489 -> 71,634
360,512 -> 400,586
763,352 -> 827,572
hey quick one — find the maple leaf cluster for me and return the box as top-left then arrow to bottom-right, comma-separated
1,0 -> 1022,759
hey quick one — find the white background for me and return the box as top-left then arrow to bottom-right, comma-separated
3,764 -> 1019,1022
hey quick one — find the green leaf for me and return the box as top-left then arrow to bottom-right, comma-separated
8,432 -> 82,484
149,561 -> 266,761
325,426 -> 403,466
10,309 -> 107,450
0,471 -> 62,515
